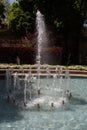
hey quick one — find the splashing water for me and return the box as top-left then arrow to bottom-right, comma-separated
5,10 -> 71,110
36,10 -> 48,64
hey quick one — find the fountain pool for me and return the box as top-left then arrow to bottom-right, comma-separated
0,77 -> 87,130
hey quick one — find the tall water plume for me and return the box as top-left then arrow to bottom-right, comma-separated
36,10 -> 48,64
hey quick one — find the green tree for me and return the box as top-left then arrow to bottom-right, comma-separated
8,0 -> 87,64
8,2 -> 34,36
17,0 -> 37,31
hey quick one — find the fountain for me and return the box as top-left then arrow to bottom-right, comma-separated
5,10 -> 71,110
6,68 -> 71,109
1,10 -> 86,130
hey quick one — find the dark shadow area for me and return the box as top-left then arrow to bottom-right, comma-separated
0,103 -> 23,123
0,46 -> 35,64
0,79 -> 23,123
71,96 -> 87,105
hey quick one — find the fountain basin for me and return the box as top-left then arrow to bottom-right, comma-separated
0,77 -> 87,130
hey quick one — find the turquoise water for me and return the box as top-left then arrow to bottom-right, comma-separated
0,77 -> 87,130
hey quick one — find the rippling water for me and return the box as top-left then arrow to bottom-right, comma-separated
0,77 -> 87,130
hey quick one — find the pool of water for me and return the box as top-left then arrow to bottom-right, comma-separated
0,77 -> 87,130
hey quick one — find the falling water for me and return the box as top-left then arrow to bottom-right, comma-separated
36,10 -> 48,65
36,10 -> 48,90
24,75 -> 27,105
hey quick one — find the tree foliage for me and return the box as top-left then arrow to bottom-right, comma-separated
0,1 -> 5,25
8,0 -> 87,64
36,0 -> 87,64
36,0 -> 87,31
13,0 -> 87,34
2,0 -> 10,22
8,2 -> 34,36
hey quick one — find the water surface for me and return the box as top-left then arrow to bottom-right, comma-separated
0,77 -> 87,130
